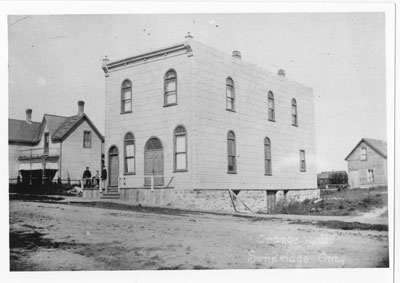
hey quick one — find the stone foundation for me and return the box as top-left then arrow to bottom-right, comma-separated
118,188 -> 320,213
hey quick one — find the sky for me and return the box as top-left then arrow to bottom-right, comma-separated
7,13 -> 387,172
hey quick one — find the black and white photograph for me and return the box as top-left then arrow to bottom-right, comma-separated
2,1 -> 397,282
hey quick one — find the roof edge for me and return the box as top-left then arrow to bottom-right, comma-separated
344,138 -> 387,161
103,41 -> 192,74
52,114 -> 104,143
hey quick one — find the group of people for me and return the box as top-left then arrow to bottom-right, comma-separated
82,166 -> 107,190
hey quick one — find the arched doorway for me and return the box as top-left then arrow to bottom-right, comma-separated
108,146 -> 119,186
144,137 -> 164,186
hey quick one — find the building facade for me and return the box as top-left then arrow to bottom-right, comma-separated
102,36 -> 318,211
8,101 -> 104,185
345,138 -> 387,188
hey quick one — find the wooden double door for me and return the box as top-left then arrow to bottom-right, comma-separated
108,137 -> 164,187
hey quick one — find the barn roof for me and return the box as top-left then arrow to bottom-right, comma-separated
344,138 -> 387,160
8,119 -> 42,144
317,171 -> 347,179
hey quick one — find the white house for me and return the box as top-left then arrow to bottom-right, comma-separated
101,35 -> 318,211
8,101 -> 104,186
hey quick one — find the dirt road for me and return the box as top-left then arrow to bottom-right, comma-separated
9,200 -> 389,270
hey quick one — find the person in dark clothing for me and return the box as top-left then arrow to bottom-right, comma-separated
101,166 -> 107,192
82,167 -> 92,188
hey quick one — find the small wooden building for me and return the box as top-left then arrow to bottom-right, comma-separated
345,138 -> 387,188
317,171 -> 348,187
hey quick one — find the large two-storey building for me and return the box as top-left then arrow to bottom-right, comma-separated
101,35 -> 318,211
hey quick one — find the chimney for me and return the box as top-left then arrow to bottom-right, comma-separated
232,50 -> 241,59
102,55 -> 109,67
25,109 -> 32,124
102,55 -> 110,77
78,101 -> 85,116
278,69 -> 285,77
184,32 -> 193,40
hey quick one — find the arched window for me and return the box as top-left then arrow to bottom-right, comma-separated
291,99 -> 298,126
124,133 -> 135,174
227,131 -> 236,173
164,70 -> 177,106
226,78 -> 235,111
268,91 -> 275,121
146,138 -> 163,150
121,80 -> 132,113
264,137 -> 272,175
174,126 -> 187,171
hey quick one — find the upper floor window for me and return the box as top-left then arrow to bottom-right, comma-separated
268,91 -> 275,121
83,131 -> 92,148
226,78 -> 235,111
292,99 -> 298,126
124,132 -> 135,174
164,70 -> 177,106
121,80 -> 132,113
300,150 -> 306,172
360,147 -> 367,161
174,125 -> 187,171
227,131 -> 236,173
264,137 -> 272,175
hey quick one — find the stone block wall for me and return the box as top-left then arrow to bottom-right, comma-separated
118,188 -> 320,213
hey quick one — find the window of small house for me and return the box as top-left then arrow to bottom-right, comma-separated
121,79 -> 132,113
268,92 -> 275,121
226,78 -> 235,111
367,169 -> 374,182
83,131 -> 92,148
300,150 -> 306,172
264,137 -> 272,175
124,132 -> 135,174
44,132 -> 49,155
174,125 -> 187,171
292,99 -> 298,126
360,147 -> 367,161
227,131 -> 237,173
164,70 -> 177,106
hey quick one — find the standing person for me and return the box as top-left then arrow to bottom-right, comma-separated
101,166 -> 107,192
93,170 -> 100,189
82,167 -> 92,188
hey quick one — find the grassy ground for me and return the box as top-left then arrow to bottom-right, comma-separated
275,187 -> 388,216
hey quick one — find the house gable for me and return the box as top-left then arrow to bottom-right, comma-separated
345,138 -> 387,161
53,114 -> 104,143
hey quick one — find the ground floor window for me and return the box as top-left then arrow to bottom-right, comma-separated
367,169 -> 374,182
124,132 -> 135,174
227,131 -> 236,173
174,125 -> 187,171
300,150 -> 306,172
